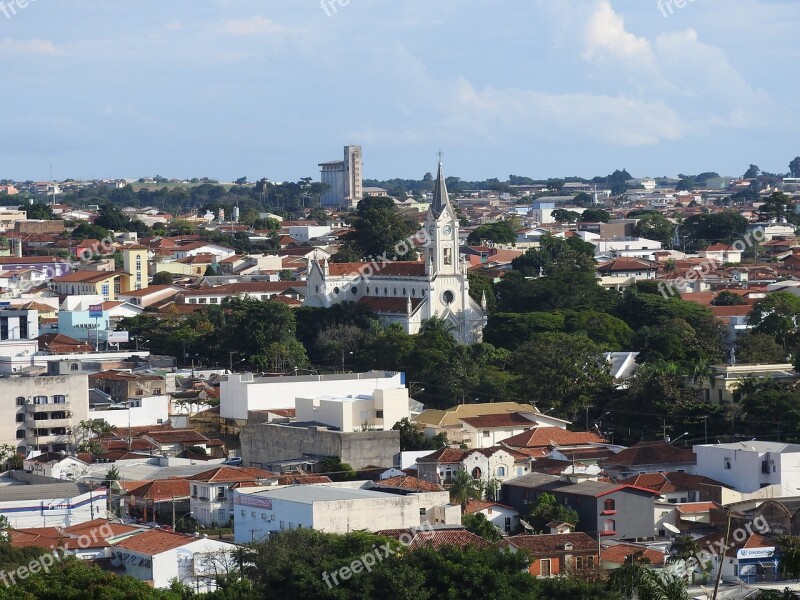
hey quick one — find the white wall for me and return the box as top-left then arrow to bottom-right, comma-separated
221,372 -> 405,420
90,395 -> 170,429
694,444 -> 800,493
0,489 -> 107,529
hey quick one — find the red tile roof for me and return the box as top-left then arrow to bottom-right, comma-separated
185,466 -> 276,483
125,479 -> 190,501
502,533 -> 597,555
464,499 -> 516,515
376,527 -> 493,550
376,476 -> 444,492
37,333 -> 94,353
325,261 -> 427,278
416,447 -> 466,464
601,543 -> 668,565
619,472 -> 727,493
597,258 -> 659,273
113,530 -> 202,555
502,428 -> 606,450
602,441 -> 695,468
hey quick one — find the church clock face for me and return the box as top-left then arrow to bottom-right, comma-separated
442,225 -> 452,235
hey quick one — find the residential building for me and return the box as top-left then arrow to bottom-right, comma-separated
121,479 -> 190,523
600,441 -> 696,481
619,472 -> 730,504
693,441 -> 800,493
23,453 -> 90,481
1,365 -> 90,454
9,518 -> 140,561
319,145 -> 363,208
699,244 -> 742,264
221,370 -> 406,423
413,402 -> 568,447
178,282 -> 305,306
416,446 -> 532,486
0,308 -> 39,341
600,542 -> 668,570
597,257 -> 660,289
593,237 -> 663,260
89,370 -> 165,402
691,364 -> 799,405
502,472 -> 659,540
110,529 -> 237,592
501,533 -> 599,577
305,160 -> 487,344
232,482 -> 456,542
459,412 -> 546,449
187,466 -> 276,528
464,499 -> 519,534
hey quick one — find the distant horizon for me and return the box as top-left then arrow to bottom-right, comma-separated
2,0 -> 797,183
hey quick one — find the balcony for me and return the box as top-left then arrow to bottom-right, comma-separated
26,401 -> 70,413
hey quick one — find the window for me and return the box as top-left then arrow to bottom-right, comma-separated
16,430 -> 25,439
603,519 -> 616,533
135,389 -> 143,396
376,410 -> 383,419
724,458 -> 732,470
15,414 -> 24,423
471,467 -> 482,479
443,290 -> 455,305
33,395 -> 47,405
504,517 -> 511,532
419,508 -> 426,516
193,485 -> 198,498
444,247 -> 453,265
101,283 -> 110,298
217,486 -> 226,499
52,395 -> 66,404
16,397 -> 25,406
210,298 -> 218,304
153,388 -> 161,395
351,287 -> 358,295
496,466 -> 506,477
540,559 -> 551,577
483,430 -> 490,438
576,556 -> 594,570
603,499 -> 616,512
199,298 -> 207,304
333,287 -> 340,295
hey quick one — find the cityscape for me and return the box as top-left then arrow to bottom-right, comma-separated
1,1 -> 800,600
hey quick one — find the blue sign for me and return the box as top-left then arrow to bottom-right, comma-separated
89,304 -> 103,318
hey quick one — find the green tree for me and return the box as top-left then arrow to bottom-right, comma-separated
24,203 -> 57,220
633,212 -> 676,246
552,209 -> 581,223
527,493 -> 579,532
468,274 -> 496,313
579,208 -> 611,223
607,562 -> 690,600
392,418 -> 446,451
340,197 -> 418,260
467,221 -> 517,245
511,235 -> 596,277
776,535 -> 800,581
713,291 -> 746,306
462,512 -> 502,542
744,164 -> 761,179
790,157 -> 800,179
152,271 -> 174,285
735,330 -> 787,364
668,535 -> 700,563
758,192 -> 797,224
449,469 -> 481,510
749,292 -> 800,352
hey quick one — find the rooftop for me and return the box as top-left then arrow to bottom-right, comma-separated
245,485 -> 391,504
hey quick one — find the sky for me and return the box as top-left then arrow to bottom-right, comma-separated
1,0 -> 798,183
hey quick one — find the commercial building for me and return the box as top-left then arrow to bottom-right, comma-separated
693,441 -> 800,494
232,482 -> 456,543
0,478 -> 107,529
294,387 -> 409,433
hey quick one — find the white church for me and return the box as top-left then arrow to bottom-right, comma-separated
304,160 -> 487,344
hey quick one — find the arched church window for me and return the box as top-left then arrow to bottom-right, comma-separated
351,287 -> 358,295
402,288 -> 406,296
333,287 -> 340,295
411,289 -> 416,297
443,290 -> 455,305
384,287 -> 388,295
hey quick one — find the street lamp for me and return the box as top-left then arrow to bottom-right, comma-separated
669,432 -> 690,445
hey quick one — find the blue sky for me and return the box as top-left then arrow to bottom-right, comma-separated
1,0 -> 798,182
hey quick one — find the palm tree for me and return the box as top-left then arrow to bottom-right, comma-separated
449,469 -> 480,511
607,563 -> 690,600
668,535 -> 700,564
484,477 -> 501,502
420,317 -> 456,337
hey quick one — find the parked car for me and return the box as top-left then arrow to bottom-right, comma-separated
222,457 -> 242,466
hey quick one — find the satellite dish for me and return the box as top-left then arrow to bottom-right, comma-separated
519,519 -> 535,532
663,523 -> 681,534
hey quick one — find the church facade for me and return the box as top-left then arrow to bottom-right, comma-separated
304,161 -> 487,344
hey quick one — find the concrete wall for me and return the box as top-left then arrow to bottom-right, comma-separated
241,423 -> 400,469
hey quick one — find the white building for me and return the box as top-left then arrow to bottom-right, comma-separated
24,454 -> 91,481
232,483 -> 456,543
111,529 -> 238,592
694,441 -> 800,494
89,394 -> 170,429
0,481 -> 107,528
288,225 -> 333,242
187,466 -> 276,528
220,370 -> 406,422
294,387 -> 409,432
592,237 -> 663,260
319,145 -> 363,209
305,160 -> 487,344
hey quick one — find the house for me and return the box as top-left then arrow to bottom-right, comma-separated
502,472 -> 659,540
596,257 -> 660,289
600,542 -> 668,570
121,479 -> 190,523
376,525 -> 492,550
699,244 -> 742,264
9,518 -> 140,560
501,533 -> 599,577
416,446 -> 531,487
110,529 -> 238,592
690,364 -> 799,406
293,387 -> 410,432
619,472 -> 730,504
23,453 -> 90,481
693,441 -> 800,493
458,412 -> 542,449
500,427 -> 607,460
186,466 -> 277,528
464,499 -> 519,535
413,402 -> 568,447
601,441 -> 696,481
89,370 -> 166,402
141,429 -> 225,458
117,285 -> 184,308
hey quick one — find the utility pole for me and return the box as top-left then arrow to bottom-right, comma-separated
172,495 -> 176,530
250,529 -> 257,543
229,351 -> 237,373
712,510 -> 732,600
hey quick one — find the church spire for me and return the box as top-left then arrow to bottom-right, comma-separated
431,155 -> 450,218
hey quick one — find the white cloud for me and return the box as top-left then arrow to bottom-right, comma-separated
0,39 -> 57,55
582,0 -> 652,66
222,16 -> 286,36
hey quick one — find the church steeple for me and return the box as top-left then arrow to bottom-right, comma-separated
431,156 -> 450,218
